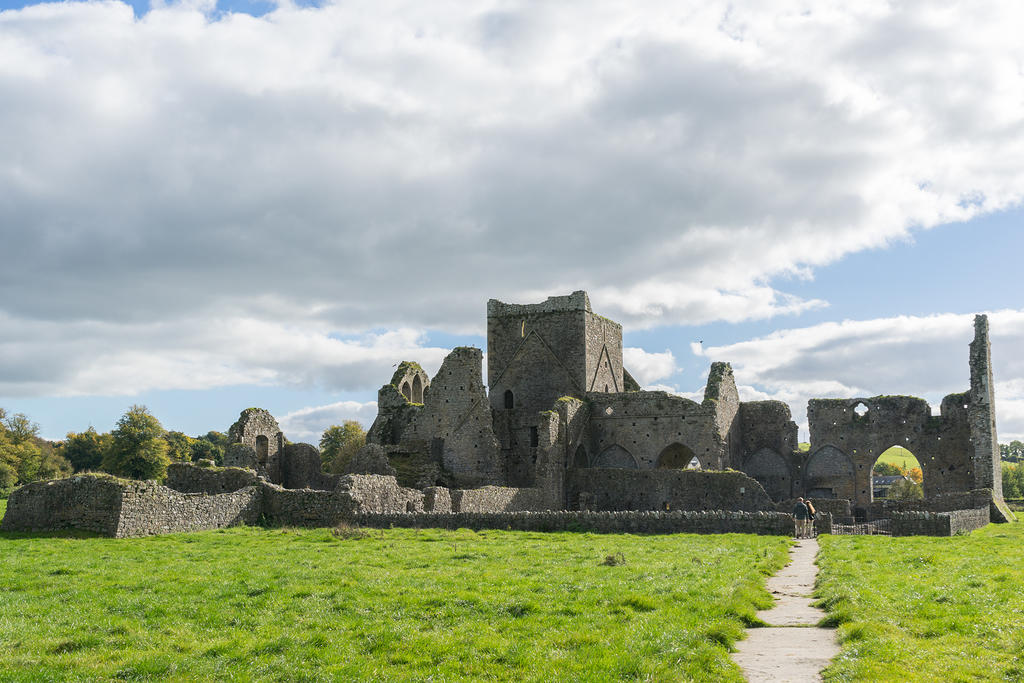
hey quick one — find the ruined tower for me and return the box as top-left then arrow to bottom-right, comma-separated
969,314 -> 1002,498
487,291 -> 624,484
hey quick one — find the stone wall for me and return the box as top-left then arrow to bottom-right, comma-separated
569,469 -> 775,512
165,463 -> 259,494
806,394 -> 972,507
450,486 -> 551,512
891,507 -> 989,536
116,484 -> 262,537
583,392 -> 723,471
228,408 -> 285,483
969,315 -> 1002,498
396,347 -> 503,488
281,443 -> 340,490
350,509 -> 795,535
0,475 -> 125,535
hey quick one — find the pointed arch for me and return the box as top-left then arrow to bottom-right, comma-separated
411,375 -> 424,403
573,444 -> 589,468
400,381 -> 412,401
744,447 -> 791,501
871,445 -> 924,501
593,444 -> 638,469
805,445 -> 855,499
656,442 -> 697,469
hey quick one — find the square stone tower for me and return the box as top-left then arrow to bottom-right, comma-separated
487,291 -> 623,417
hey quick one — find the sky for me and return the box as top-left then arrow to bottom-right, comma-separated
1,0 -> 1022,446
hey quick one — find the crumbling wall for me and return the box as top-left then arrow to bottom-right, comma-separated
569,469 -> 775,512
165,463 -> 259,494
368,384 -> 423,446
806,395 -> 972,508
450,486 -> 551,512
391,361 -> 430,403
116,484 -> 262,537
280,443 -> 340,490
398,347 -> 502,488
969,315 -> 1002,498
737,401 -> 799,501
0,475 -> 125,535
891,507 -> 989,536
583,391 -> 724,471
228,408 -> 285,483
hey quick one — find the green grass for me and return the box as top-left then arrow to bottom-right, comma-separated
0,526 -> 789,681
874,446 -> 921,470
817,523 -> 1024,681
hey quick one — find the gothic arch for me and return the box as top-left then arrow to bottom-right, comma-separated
744,447 -> 791,501
573,444 -> 589,468
411,375 -> 424,403
656,442 -> 697,469
805,445 -> 855,500
593,444 -> 638,469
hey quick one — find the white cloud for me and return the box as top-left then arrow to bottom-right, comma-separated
0,311 -> 449,397
2,0 -> 1023,425
278,400 -> 379,444
696,310 -> 1024,440
0,0 -> 1022,336
623,347 -> 678,385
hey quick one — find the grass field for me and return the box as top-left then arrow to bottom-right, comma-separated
0,525 -> 789,681
817,523 -> 1024,682
873,445 -> 921,470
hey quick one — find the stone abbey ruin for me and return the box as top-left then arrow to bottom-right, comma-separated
1,291 -> 1009,537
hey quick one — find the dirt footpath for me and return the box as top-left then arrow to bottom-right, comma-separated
731,538 -> 839,682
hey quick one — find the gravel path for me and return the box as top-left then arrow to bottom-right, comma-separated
731,538 -> 839,682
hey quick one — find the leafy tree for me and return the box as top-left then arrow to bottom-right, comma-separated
59,428 -> 112,472
103,405 -> 170,480
163,431 -> 196,462
873,461 -> 904,477
0,461 -> 16,493
889,479 -> 924,501
0,410 -> 71,486
1002,441 -> 1024,463
189,438 -> 224,465
906,467 -> 923,485
202,431 -> 231,449
320,421 -> 367,473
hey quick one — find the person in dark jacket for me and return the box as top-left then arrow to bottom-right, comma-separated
792,497 -> 810,538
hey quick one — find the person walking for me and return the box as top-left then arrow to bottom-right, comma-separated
792,497 -> 810,538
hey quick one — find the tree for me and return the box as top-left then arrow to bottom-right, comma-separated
320,421 -> 367,473
189,438 -> 224,465
0,410 -> 71,486
906,467 -> 923,485
873,461 -> 904,477
59,428 -> 112,472
1001,441 -> 1024,463
163,431 -> 196,462
889,479 -> 924,501
103,405 -> 170,480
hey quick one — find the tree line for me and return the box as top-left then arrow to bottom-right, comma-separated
0,405 -> 366,496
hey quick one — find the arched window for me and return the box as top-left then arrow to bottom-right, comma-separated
411,375 -> 423,403
400,381 -> 412,401
504,390 -> 514,409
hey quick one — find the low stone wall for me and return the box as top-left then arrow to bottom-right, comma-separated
350,509 -> 795,535
165,463 -> 259,494
570,469 -> 775,512
260,475 -> 425,528
813,512 -> 833,536
891,507 -> 990,536
0,475 -> 125,535
450,486 -> 551,513
117,484 -> 262,537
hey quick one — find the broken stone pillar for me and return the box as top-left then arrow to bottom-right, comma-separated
969,314 -> 1002,499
